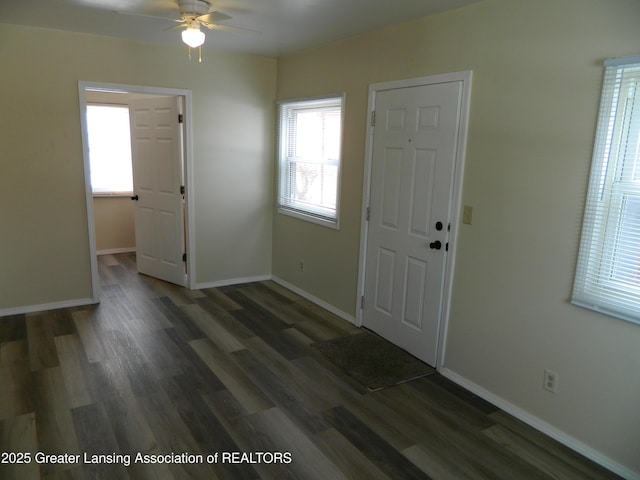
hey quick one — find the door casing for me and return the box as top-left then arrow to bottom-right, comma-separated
356,71 -> 473,370
78,81 -> 196,301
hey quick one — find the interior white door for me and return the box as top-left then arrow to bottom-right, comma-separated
363,81 -> 463,366
129,96 -> 186,286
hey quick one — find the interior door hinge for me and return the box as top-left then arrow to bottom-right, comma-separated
366,206 -> 370,221
182,253 -> 187,262
180,185 -> 185,195
370,110 -> 376,127
178,114 -> 184,124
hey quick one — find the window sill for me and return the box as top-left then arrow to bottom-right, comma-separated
93,193 -> 134,198
277,206 -> 339,230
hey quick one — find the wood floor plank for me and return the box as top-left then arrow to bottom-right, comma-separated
483,424 -> 605,480
0,254 -> 623,480
229,284 -> 296,325
376,385 -> 556,479
137,390 -> 220,480
153,297 -> 206,341
154,327 -> 226,394
402,443 -> 482,480
71,402 -> 129,480
54,334 -> 93,408
241,336 -> 338,413
0,340 -> 34,420
323,405 -> 431,479
32,367 -> 81,477
230,347 -> 330,435
201,287 -> 244,312
160,374 -> 260,480
402,376 -> 497,432
26,313 -> 60,371
189,338 -> 273,415
195,296 -> 255,340
181,304 -> 246,353
488,411 -> 622,480
0,314 -> 27,343
313,427 -> 394,480
248,407 -> 346,480
102,329 -> 162,398
0,413 -> 40,480
101,391 -> 159,457
71,310 -> 107,364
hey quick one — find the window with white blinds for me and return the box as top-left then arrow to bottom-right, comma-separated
277,96 -> 344,227
572,55 -> 640,324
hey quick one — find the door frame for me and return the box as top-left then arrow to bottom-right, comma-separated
356,71 -> 473,370
78,81 -> 196,301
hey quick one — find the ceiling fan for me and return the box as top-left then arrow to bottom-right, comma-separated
172,0 -> 232,49
120,0 -> 243,61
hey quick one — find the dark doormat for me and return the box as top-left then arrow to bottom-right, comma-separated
312,330 -> 436,392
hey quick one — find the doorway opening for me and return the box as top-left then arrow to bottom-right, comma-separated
78,81 -> 195,301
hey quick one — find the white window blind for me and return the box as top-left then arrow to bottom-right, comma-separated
86,104 -> 133,195
277,96 -> 344,227
572,55 -> 640,324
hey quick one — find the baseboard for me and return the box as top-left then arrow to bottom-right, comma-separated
195,274 -> 272,290
271,276 -> 356,325
0,297 -> 98,318
439,367 -> 639,480
97,247 -> 136,255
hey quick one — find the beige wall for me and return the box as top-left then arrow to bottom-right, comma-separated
93,197 -> 135,253
0,24 -> 276,310
274,0 -> 640,475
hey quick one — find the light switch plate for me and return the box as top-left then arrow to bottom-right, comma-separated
463,205 -> 473,225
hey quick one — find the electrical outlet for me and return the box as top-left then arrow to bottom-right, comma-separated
543,369 -> 558,394
298,260 -> 304,272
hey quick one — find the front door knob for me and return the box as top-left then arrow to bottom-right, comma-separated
429,240 -> 442,250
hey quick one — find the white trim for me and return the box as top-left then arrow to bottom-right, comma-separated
276,93 -> 345,230
78,84 -> 101,303
195,274 -> 272,290
97,247 -> 137,256
272,276 -> 356,325
604,54 -> 640,67
0,298 -> 97,318
440,367 -> 639,480
78,81 -> 196,295
356,71 -> 473,372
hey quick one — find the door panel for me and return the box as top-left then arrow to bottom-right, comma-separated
363,81 -> 463,366
129,96 -> 186,286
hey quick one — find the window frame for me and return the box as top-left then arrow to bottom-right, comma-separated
86,102 -> 134,197
572,55 -> 640,325
276,94 -> 345,229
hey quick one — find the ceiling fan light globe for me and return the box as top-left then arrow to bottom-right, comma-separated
182,27 -> 205,48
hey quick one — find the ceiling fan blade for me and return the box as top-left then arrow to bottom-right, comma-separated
201,23 -> 259,34
163,23 -> 190,31
196,11 -> 231,24
114,10 -> 181,23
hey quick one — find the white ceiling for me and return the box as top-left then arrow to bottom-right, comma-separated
0,0 -> 481,57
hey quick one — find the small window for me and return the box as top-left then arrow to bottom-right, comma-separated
572,55 -> 640,324
277,95 -> 344,227
86,104 -> 133,195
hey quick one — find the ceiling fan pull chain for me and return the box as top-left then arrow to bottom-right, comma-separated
199,45 -> 202,63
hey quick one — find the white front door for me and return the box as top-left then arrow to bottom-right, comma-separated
362,80 -> 464,366
129,96 -> 186,286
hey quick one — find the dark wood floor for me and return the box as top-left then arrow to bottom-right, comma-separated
0,253 -> 620,479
